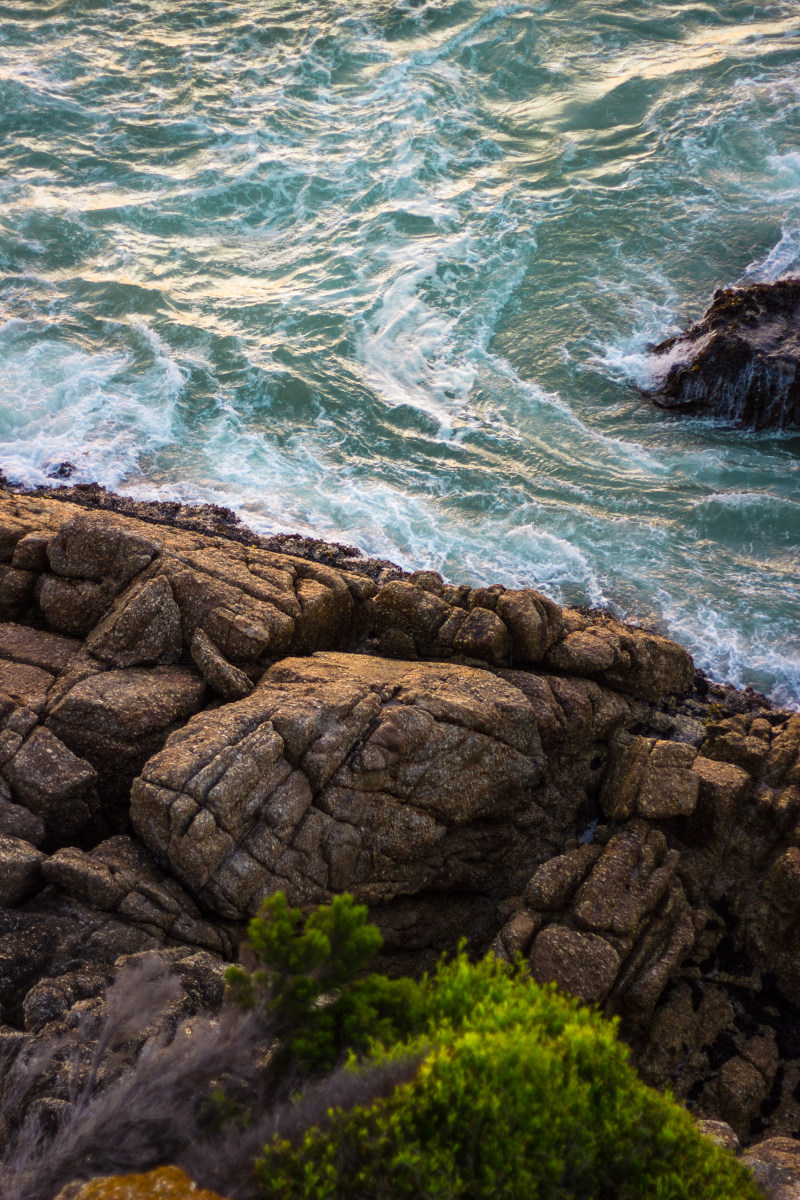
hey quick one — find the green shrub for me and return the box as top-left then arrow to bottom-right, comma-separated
226,893 -> 423,1076
254,952 -> 761,1200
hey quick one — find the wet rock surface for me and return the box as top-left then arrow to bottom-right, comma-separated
648,277 -> 800,429
1,486 -> 800,1183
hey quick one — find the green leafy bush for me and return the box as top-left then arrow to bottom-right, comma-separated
226,893 -> 423,1076
253,952 -> 762,1200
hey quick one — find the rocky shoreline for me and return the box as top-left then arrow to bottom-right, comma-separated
1,484 -> 799,1196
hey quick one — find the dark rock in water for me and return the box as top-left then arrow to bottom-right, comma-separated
47,462 -> 76,480
649,278 -> 800,429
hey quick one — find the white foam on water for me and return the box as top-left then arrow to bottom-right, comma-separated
483,349 -> 670,476
464,520 -> 606,603
740,150 -> 800,281
265,6 -> 540,442
0,320 -> 183,490
596,333 -> 705,393
745,224 -> 800,282
692,490 -> 800,511
357,242 -> 479,436
117,459 -> 607,608
663,596 -> 800,709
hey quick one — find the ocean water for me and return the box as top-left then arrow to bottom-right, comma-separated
0,0 -> 799,704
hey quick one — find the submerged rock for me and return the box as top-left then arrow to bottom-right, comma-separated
648,278 -> 800,429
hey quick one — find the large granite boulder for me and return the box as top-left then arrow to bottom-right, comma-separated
648,278 -> 800,429
131,652 -> 545,916
45,664 -> 207,809
369,577 -> 692,701
0,836 -> 45,906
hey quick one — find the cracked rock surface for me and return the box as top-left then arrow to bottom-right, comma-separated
0,486 -> 799,1181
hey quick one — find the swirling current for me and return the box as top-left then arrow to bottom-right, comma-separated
0,0 -> 799,702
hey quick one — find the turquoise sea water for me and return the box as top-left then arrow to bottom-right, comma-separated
0,0 -> 799,702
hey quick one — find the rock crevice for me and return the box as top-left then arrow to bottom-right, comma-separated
0,489 -> 798,1161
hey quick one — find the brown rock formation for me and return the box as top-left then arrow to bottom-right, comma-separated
0,484 -> 799,1165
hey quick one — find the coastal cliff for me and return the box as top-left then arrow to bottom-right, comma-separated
0,486 -> 799,1193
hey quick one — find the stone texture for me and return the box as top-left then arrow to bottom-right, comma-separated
0,885 -> 232,1030
0,835 -> 45,906
161,557 -> 296,662
530,926 -> 621,1005
703,721 -> 771,775
0,492 -> 695,701
370,580 -> 693,700
47,513 -> 162,587
36,575 -> 116,637
0,659 -> 55,714
523,843 -> 601,910
0,622 -> 79,673
497,821 -> 698,1020
0,783 -> 45,844
46,666 -> 206,807
648,278 -> 800,429
2,726 -> 98,840
371,580 -> 451,658
683,755 -> 751,849
451,606 -> 510,664
40,837 -> 238,956
0,946 -> 227,1163
0,516 -> 30,561
744,1138 -> 800,1199
0,901 -> 163,1026
545,616 -> 693,702
696,1119 -> 741,1154
497,670 -> 630,752
0,488 -> 800,1155
495,588 -> 564,663
87,576 -> 183,668
190,628 -> 253,700
0,565 -> 36,619
489,908 -> 542,959
131,652 -> 543,917
714,1056 -> 770,1139
600,736 -> 699,821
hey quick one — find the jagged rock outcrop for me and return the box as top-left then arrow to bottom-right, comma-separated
648,278 -> 800,429
494,819 -> 700,1017
744,1139 -> 800,1199
131,652 -> 546,915
487,696 -> 800,1148
0,493 -> 692,699
0,947 -> 227,1169
0,486 -> 799,1165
